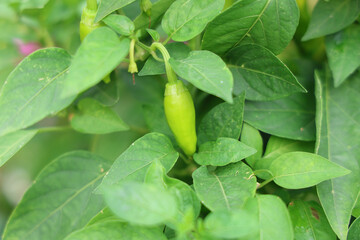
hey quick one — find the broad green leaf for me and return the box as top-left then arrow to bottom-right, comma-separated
240,123 -> 263,167
103,14 -> 135,36
134,0 -> 176,31
2,151 -> 111,240
255,136 -> 314,179
244,195 -> 293,240
198,93 -> 245,145
315,69 -> 360,240
103,182 -> 177,226
144,161 -> 201,223
348,217 -> 360,240
97,132 -> 179,189
202,0 -> 299,55
204,209 -> 258,239
169,50 -> 233,103
162,0 -> 224,41
288,200 -> 336,240
139,43 -> 190,76
20,0 -> 49,10
0,48 -> 73,137
89,74 -> 120,106
0,130 -> 37,167
71,98 -> 129,134
325,24 -> 360,87
146,28 -> 160,42
86,208 -> 120,226
270,152 -> 350,189
65,220 -> 167,240
227,44 -> 306,101
243,90 -> 316,140
193,137 -> 257,166
192,162 -> 256,211
95,0 -> 136,22
302,0 -> 360,41
62,27 -> 130,98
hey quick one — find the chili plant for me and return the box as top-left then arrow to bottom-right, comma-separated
0,0 -> 359,239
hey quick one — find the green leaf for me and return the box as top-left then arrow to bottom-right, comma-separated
65,221 -> 167,240
0,130 -> 37,167
71,98 -> 129,134
325,24 -> 360,87
2,151 -> 111,240
97,133 -> 179,189
103,182 -> 177,226
315,69 -> 360,240
162,0 -> 224,41
192,162 -> 256,211
95,0 -> 136,22
270,152 -> 350,189
194,137 -> 257,166
169,50 -> 233,103
348,217 -> 360,240
142,104 -> 174,140
227,44 -> 306,101
134,0 -> 176,31
139,42 -> 190,76
202,0 -> 299,55
198,94 -> 245,145
255,136 -> 314,180
302,0 -> 360,41
62,27 -> 130,98
203,208 -> 258,239
0,48 -> 73,137
89,74 -> 121,106
20,0 -> 49,10
288,200 -> 336,240
244,90 -> 316,141
103,14 -> 135,36
146,28 -> 160,42
244,195 -> 293,240
86,208 -> 120,226
240,123 -> 263,168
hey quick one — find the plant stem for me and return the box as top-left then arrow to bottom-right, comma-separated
151,42 -> 177,84
37,126 -> 72,133
257,178 -> 274,189
86,0 -> 98,11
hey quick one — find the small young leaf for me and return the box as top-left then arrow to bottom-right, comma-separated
2,151 -> 111,240
288,200 -> 336,240
192,162 -> 256,211
103,14 -> 135,36
302,0 -> 360,41
325,24 -> 360,87
65,220 -> 167,240
62,27 -> 130,98
146,28 -> 160,42
0,48 -> 73,137
227,44 -> 306,101
202,0 -> 299,55
0,130 -> 37,167
270,152 -> 351,189
194,137 -> 257,166
204,208 -> 258,239
95,0 -> 136,22
139,42 -> 190,76
71,98 -> 129,134
240,123 -> 263,168
103,182 -> 177,226
162,0 -> 224,41
97,133 -> 179,189
198,94 -> 245,145
169,50 -> 233,103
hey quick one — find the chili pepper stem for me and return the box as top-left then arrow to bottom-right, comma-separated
86,0 -> 98,11
151,42 -> 177,84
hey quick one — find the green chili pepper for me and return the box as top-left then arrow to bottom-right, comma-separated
79,6 -> 102,41
164,80 -> 197,156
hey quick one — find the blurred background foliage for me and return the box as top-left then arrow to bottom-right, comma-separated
0,0 -> 323,237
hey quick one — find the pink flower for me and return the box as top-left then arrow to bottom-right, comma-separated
13,39 -> 41,56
